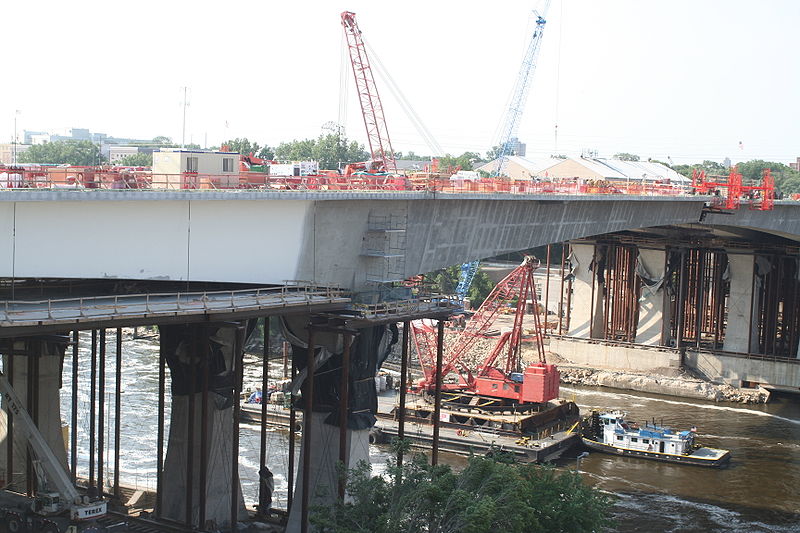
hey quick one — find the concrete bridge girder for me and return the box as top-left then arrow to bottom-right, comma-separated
0,192 -> 709,290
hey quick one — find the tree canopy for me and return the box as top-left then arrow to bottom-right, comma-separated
221,137 -> 274,160
311,453 -> 614,533
613,152 -> 640,161
19,140 -> 105,166
274,134 -> 368,170
116,152 -> 152,167
672,159 -> 800,195
437,152 -> 484,171
428,264 -> 494,308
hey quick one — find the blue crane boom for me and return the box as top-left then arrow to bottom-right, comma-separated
493,0 -> 552,176
458,2 -> 552,303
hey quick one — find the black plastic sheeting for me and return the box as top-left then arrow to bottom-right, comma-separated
159,321 -> 256,410
289,323 -> 398,431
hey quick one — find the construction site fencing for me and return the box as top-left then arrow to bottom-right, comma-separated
0,167 -> 692,197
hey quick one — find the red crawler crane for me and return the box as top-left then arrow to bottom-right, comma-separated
411,257 -> 560,404
692,167 -> 775,211
341,11 -> 397,174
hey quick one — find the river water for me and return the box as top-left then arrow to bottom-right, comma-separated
59,330 -> 799,531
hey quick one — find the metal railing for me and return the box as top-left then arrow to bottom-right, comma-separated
353,295 -> 460,319
0,167 -> 694,198
0,284 -> 348,325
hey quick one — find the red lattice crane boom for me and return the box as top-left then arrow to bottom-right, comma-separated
411,256 -> 559,404
341,11 -> 397,173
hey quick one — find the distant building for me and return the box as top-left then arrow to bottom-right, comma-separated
476,155 -> 688,184
23,130 -> 49,144
108,146 -> 141,164
152,149 -> 240,188
0,143 -> 31,165
507,137 -> 526,157
791,157 -> 800,172
474,156 -> 563,179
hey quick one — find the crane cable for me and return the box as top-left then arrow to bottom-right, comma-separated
363,38 -> 445,158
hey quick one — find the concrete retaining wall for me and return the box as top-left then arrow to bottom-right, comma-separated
686,350 -> 800,389
548,336 -> 680,372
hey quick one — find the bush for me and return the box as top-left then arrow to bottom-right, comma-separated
311,450 -> 614,533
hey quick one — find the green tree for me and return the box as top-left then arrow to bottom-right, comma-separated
438,151 -> 483,171
485,145 -> 503,161
221,137 -> 274,159
428,265 -> 495,308
274,134 -> 368,169
19,140 -> 105,166
613,152 -> 640,161
736,160 -> 800,195
152,136 -> 173,145
311,453 -> 614,533
117,152 -> 152,167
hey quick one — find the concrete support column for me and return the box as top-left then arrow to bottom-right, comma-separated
569,244 -> 602,339
0,339 -> 68,492
568,243 -> 603,338
159,324 -> 246,530
635,248 -> 667,345
283,319 -> 396,533
286,412 -> 370,531
723,253 -> 758,354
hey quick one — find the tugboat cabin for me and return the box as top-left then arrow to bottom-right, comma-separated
599,412 -> 694,455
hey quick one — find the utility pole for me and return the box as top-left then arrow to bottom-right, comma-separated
181,87 -> 189,149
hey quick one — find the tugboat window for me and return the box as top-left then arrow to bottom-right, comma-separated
616,435 -> 623,441
631,438 -> 638,443
642,439 -> 649,444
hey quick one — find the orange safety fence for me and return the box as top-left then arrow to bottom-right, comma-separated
0,166 -> 697,198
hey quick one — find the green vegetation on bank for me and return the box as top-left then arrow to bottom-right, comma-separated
311,452 -> 614,533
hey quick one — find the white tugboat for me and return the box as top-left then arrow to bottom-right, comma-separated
582,411 -> 731,467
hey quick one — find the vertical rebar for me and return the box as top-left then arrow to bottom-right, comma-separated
71,331 -> 79,483
114,328 -> 122,500
259,318 -> 269,505
589,246 -> 598,338
283,341 -> 289,379
544,244 -> 551,336
300,327 -> 316,533
5,341 -> 13,492
186,330 -> 196,527
397,322 -> 409,468
156,330 -> 166,518
287,345 -> 296,513
558,245 -> 567,335
432,320 -> 444,466
566,244 -> 573,332
89,330 -> 97,489
675,252 -> 687,349
199,327 -> 210,527
338,332 -> 352,501
98,329 -> 106,496
231,325 -> 244,530
26,343 -> 35,497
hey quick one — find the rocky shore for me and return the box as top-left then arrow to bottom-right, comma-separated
556,364 -> 769,403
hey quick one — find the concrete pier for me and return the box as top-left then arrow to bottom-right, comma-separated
0,339 -> 68,492
159,324 -> 247,529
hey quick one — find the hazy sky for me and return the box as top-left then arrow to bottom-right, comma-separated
3,0 -> 799,164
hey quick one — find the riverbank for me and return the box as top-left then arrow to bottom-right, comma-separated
557,364 -> 769,403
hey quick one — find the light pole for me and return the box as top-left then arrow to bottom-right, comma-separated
12,110 -> 20,166
576,451 -> 589,472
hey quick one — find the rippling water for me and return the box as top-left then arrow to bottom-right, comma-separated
60,331 -> 800,531
59,330 -> 390,511
559,385 -> 800,532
